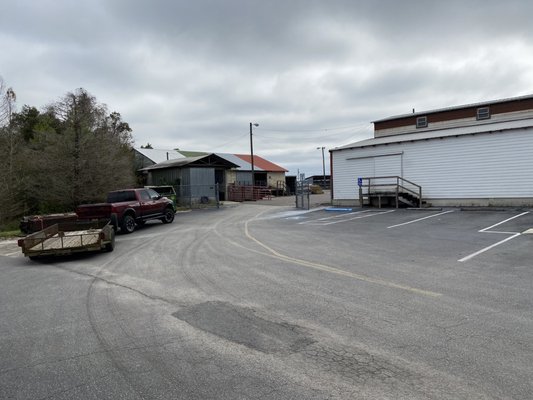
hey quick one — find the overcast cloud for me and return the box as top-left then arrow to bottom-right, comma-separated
2,0 -> 533,175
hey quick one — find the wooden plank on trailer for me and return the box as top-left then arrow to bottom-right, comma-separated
29,230 -> 100,251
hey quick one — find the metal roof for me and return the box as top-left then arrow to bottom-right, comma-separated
135,148 -> 184,163
333,118 -> 533,151
373,93 -> 533,123
233,154 -> 288,172
140,154 -> 239,171
175,150 -> 288,172
214,153 -> 251,170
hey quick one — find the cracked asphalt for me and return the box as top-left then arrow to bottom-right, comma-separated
0,204 -> 532,399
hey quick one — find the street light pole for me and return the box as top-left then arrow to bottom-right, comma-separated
317,146 -> 326,188
250,122 -> 259,184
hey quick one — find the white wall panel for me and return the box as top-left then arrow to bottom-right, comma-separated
374,154 -> 402,177
332,128 -> 533,200
333,157 -> 373,199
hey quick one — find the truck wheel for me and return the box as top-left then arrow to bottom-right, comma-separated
121,215 -> 136,234
161,207 -> 175,224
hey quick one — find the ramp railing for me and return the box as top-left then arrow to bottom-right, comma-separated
358,176 -> 422,208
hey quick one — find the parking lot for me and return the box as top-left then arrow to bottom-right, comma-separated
270,206 -> 532,263
1,204 -> 532,399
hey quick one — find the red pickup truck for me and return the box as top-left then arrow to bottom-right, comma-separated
76,188 -> 175,234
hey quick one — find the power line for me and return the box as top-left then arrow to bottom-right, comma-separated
255,122 -> 371,133
253,124 -> 373,140
211,132 -> 249,150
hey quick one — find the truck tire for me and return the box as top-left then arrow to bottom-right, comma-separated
161,207 -> 175,224
121,214 -> 136,234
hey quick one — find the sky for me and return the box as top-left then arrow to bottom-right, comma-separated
2,0 -> 533,176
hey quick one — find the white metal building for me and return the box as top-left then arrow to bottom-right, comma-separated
331,95 -> 533,207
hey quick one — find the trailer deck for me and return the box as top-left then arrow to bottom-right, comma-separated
18,220 -> 114,259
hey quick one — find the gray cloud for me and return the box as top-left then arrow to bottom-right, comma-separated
2,0 -> 533,176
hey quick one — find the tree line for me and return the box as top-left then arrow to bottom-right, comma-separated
0,78 -> 136,228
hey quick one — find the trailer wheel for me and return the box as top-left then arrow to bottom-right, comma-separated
105,231 -> 115,252
161,207 -> 175,224
121,214 -> 136,234
110,213 -> 118,232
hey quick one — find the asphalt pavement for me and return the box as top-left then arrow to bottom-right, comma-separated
1,203 -> 532,399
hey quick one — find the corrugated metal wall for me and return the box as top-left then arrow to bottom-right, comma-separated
333,128 -> 533,201
190,168 -> 215,185
236,171 -> 253,185
150,168 -> 182,185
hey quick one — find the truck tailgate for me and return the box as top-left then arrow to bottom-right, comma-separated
76,203 -> 113,220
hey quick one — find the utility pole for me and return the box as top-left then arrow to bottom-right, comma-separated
250,122 -> 258,184
317,146 -> 326,188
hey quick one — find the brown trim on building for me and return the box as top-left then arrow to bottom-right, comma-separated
329,148 -> 334,201
375,97 -> 533,131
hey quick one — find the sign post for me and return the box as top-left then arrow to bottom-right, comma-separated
358,177 -> 363,207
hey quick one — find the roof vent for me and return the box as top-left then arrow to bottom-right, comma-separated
416,116 -> 428,128
476,107 -> 490,120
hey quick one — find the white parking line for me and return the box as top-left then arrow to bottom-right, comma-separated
299,209 -> 372,224
479,212 -> 530,232
459,211 -> 530,262
387,210 -> 455,229
300,210 -> 395,226
458,233 -> 521,262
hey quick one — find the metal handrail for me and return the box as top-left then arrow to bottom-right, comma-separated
358,176 -> 422,208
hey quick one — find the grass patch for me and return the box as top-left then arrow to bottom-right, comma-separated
0,219 -> 23,238
0,230 -> 22,239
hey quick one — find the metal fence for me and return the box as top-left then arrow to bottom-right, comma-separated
172,184 -> 220,209
295,181 -> 310,210
227,184 -> 273,202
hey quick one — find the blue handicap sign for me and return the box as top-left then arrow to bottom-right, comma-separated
357,177 -> 362,187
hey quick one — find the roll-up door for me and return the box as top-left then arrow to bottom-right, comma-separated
349,157 -> 374,180
374,154 -> 402,177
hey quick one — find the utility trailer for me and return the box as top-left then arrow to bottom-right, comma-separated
18,220 -> 115,260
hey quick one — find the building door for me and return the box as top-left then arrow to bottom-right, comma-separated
215,169 -> 226,201
254,172 -> 267,187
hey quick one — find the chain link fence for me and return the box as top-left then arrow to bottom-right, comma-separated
171,184 -> 220,209
295,181 -> 310,210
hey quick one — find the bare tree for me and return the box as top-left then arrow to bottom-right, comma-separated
35,88 -> 136,209
0,77 -> 16,126
0,86 -> 136,224
0,77 -> 21,226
